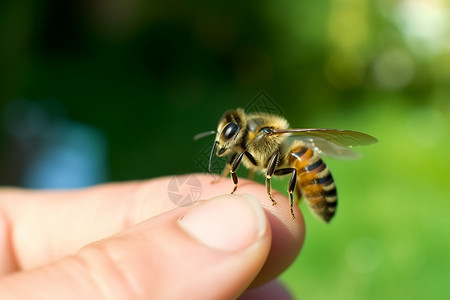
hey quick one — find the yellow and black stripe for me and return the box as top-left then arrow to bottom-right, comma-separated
289,146 -> 337,222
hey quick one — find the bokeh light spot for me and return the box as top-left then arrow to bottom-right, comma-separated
373,49 -> 414,91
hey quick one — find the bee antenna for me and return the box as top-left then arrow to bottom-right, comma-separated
194,130 -> 216,141
208,141 -> 218,172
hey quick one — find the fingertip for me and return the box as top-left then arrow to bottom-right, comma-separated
190,173 -> 305,285
75,193 -> 273,299
76,174 -> 304,288
178,193 -> 269,252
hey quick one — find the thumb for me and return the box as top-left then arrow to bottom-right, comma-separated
0,194 -> 272,300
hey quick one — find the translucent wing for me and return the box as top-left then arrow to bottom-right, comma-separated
272,128 -> 378,159
289,135 -> 362,159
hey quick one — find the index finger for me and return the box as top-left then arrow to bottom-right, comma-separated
0,174 -> 304,283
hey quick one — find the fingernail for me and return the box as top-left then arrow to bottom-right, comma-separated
178,194 -> 267,252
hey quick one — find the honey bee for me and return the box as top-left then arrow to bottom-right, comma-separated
195,108 -> 377,222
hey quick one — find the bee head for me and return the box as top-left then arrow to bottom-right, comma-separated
215,108 -> 246,155
207,108 -> 246,172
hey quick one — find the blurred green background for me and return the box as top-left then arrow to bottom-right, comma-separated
1,0 -> 449,299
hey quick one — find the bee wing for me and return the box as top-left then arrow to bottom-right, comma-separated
273,128 -> 378,159
289,135 -> 363,159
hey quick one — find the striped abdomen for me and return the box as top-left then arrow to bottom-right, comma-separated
289,145 -> 337,222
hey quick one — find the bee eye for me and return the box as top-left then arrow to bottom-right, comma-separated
259,127 -> 272,134
223,123 -> 240,139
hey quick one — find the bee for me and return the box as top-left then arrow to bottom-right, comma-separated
195,108 -> 377,222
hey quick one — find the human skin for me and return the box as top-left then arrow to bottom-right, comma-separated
0,174 -> 304,299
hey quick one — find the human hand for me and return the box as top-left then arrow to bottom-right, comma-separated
0,174 -> 305,299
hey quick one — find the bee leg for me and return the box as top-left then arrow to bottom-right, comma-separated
274,168 -> 297,219
230,152 -> 245,194
211,154 -> 235,184
248,169 -> 255,181
265,152 -> 280,205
